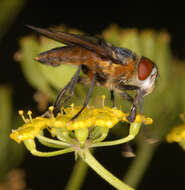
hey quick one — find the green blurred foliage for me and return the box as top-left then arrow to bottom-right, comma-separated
0,0 -> 25,40
0,87 -> 24,182
0,0 -> 26,184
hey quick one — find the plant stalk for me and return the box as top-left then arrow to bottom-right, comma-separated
64,158 -> 89,190
81,149 -> 134,190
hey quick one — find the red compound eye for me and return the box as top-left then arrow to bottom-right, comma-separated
138,56 -> 154,80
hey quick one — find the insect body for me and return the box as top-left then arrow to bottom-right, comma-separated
28,25 -> 158,122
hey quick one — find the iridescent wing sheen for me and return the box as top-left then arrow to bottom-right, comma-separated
27,25 -> 130,65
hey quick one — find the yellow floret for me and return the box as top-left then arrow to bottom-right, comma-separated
166,124 -> 185,143
10,118 -> 46,143
10,105 -> 153,143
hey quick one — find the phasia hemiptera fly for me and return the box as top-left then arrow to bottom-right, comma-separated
28,25 -> 158,122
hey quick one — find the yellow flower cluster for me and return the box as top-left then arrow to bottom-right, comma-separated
166,124 -> 185,143
10,105 -> 153,144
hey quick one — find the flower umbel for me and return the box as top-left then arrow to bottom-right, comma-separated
166,124 -> 185,143
166,114 -> 185,150
10,98 -> 153,190
10,104 -> 152,148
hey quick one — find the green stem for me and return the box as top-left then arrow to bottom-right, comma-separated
81,149 -> 134,190
90,122 -> 141,148
37,134 -> 70,147
31,147 -> 74,157
123,142 -> 157,188
38,137 -> 69,149
64,158 -> 89,190
90,134 -> 134,148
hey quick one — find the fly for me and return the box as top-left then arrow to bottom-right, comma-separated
27,25 -> 158,122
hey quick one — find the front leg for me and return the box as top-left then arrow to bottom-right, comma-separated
121,85 -> 143,122
110,90 -> 115,107
121,91 -> 134,103
126,104 -> 137,123
127,89 -> 143,122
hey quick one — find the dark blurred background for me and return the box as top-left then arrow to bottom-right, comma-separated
0,2 -> 185,190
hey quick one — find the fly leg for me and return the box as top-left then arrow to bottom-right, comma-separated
71,73 -> 96,120
42,65 -> 82,117
138,89 -> 144,114
110,90 -> 115,107
53,82 -> 73,116
127,89 -> 143,122
57,66 -> 83,111
127,90 -> 144,122
54,65 -> 82,108
41,82 -> 71,118
121,91 -> 134,103
121,85 -> 143,122
127,104 -> 137,123
111,90 -> 133,107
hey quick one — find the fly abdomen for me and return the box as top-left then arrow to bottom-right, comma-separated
35,46 -> 89,67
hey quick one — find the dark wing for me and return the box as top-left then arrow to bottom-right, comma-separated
27,25 -> 128,64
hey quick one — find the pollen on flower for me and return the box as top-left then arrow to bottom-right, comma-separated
18,110 -> 28,123
122,114 -> 153,125
135,115 -> 153,125
10,103 -> 153,143
18,110 -> 24,115
10,117 -> 50,143
49,106 -> 54,112
27,110 -> 33,121
166,124 -> 185,143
